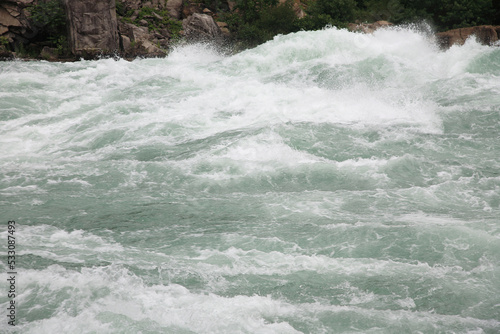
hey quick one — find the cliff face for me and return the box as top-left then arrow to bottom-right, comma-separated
62,0 -> 120,57
0,0 -> 36,58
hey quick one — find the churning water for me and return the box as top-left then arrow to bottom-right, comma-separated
1,26 -> 499,333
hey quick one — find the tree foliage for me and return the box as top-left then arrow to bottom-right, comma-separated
300,0 -> 497,32
223,0 -> 299,46
28,0 -> 66,39
27,0 -> 68,54
222,0 -> 498,47
390,0 -> 496,31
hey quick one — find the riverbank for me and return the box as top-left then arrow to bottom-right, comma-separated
1,0 -> 499,61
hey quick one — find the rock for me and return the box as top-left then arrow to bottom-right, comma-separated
119,21 -> 166,57
159,28 -> 171,38
150,0 -> 167,10
0,1 -> 44,53
348,20 -> 393,34
202,8 -> 212,14
141,39 -> 164,55
0,44 -> 13,59
436,25 -> 499,49
152,12 -> 163,20
127,23 -> 149,41
293,2 -> 305,19
15,0 -> 34,6
121,34 -> 131,50
3,3 -> 21,18
127,0 -> 142,11
158,38 -> 169,48
39,46 -> 58,60
216,22 -> 230,36
62,0 -> 120,58
0,6 -> 22,27
182,2 -> 202,19
227,1 -> 236,11
182,13 -> 221,40
166,0 -> 183,19
374,20 -> 392,27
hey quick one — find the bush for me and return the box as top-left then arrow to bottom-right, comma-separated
438,0 -> 494,30
133,6 -> 182,40
26,0 -> 68,55
397,0 -> 495,31
258,1 -> 298,36
28,0 -> 66,38
298,0 -> 358,30
223,0 -> 299,46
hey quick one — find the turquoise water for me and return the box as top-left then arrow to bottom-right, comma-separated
1,27 -> 500,333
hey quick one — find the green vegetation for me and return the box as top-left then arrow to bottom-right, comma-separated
117,4 -> 182,41
299,0 -> 357,30
0,36 -> 9,47
28,0 -> 66,40
27,0 -> 69,56
137,7 -> 182,37
217,0 -> 499,47
220,0 -> 300,46
395,0 -> 498,30
11,0 -> 497,58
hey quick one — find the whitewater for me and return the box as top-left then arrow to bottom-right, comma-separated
1,26 -> 499,333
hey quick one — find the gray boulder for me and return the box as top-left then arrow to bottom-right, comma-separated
166,0 -> 183,19
182,13 -> 222,41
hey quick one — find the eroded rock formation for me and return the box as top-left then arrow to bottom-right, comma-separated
182,13 -> 222,41
0,0 -> 36,57
166,0 -> 183,20
436,25 -> 500,48
62,0 -> 120,57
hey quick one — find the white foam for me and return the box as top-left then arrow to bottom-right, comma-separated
11,263 -> 499,333
187,246 -> 468,278
7,27 -> 490,167
15,265 -> 301,334
13,225 -> 125,263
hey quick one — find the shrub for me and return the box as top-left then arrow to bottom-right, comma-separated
397,0 -> 495,31
258,1 -> 298,36
298,0 -> 358,30
133,6 -> 183,40
28,0 -> 66,39
223,0 -> 299,46
0,36 -> 9,47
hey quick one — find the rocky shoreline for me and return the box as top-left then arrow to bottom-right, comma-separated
1,0 -> 499,62
0,0 -> 230,61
